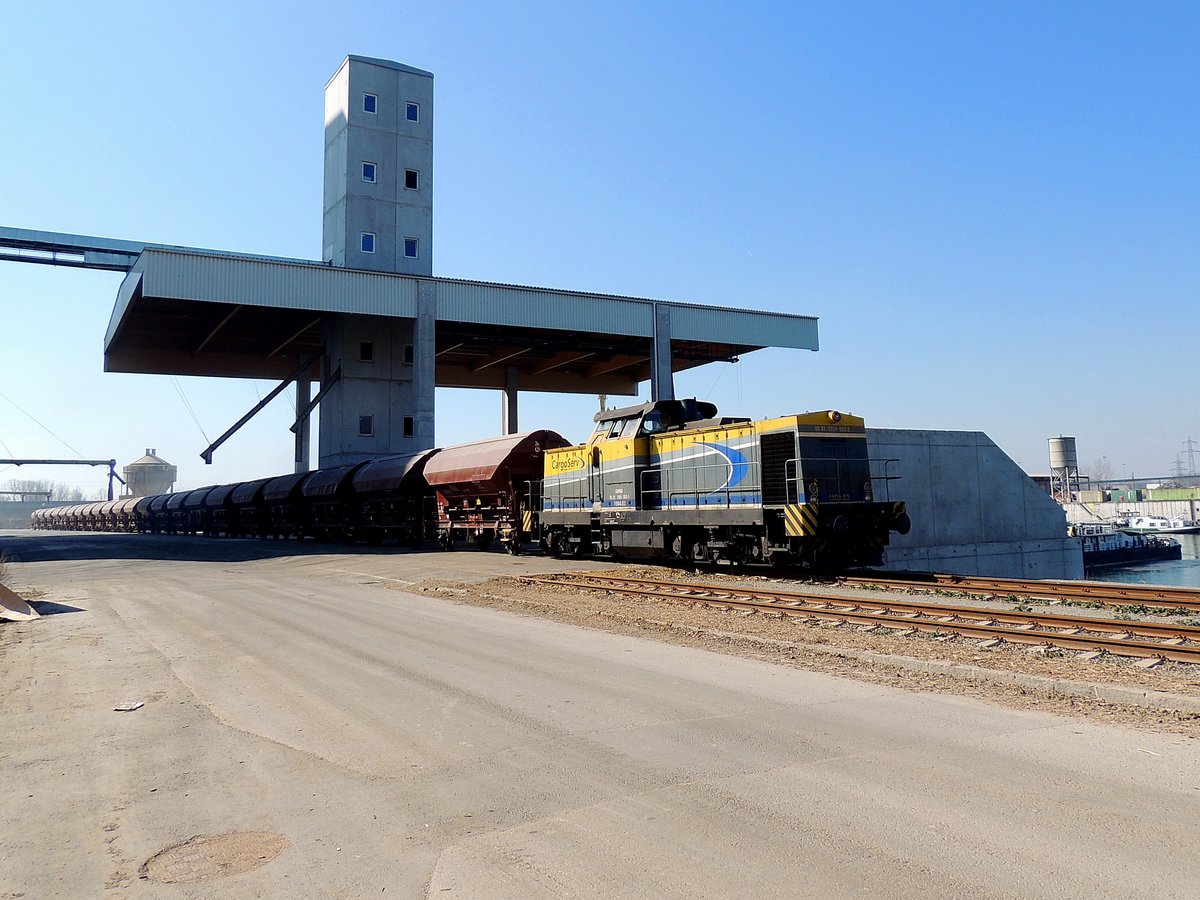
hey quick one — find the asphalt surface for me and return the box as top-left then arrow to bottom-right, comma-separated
2,531 -> 1198,898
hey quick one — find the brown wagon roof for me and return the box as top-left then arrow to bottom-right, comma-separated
351,449 -> 440,495
231,477 -> 274,505
203,483 -> 237,507
423,430 -> 570,487
182,487 -> 215,510
300,462 -> 369,498
263,472 -> 312,502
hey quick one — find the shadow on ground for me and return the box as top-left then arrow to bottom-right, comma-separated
29,600 -> 85,616
0,531 -> 487,565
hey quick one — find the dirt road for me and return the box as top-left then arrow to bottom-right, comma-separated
3,532 -> 1198,898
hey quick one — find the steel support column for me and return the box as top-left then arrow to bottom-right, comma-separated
650,302 -> 675,401
502,365 -> 519,435
294,378 -> 311,473
414,281 -> 437,450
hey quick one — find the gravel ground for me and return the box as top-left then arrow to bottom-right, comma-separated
391,566 -> 1200,737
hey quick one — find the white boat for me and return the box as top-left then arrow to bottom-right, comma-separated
1118,515 -> 1200,535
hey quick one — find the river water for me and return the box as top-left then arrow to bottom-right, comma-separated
1088,533 -> 1200,588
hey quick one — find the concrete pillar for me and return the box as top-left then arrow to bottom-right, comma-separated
502,365 -> 519,435
294,378 -> 311,474
317,314 -> 423,467
414,281 -> 437,450
650,302 -> 675,401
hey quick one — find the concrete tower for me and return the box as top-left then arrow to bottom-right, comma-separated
317,56 -> 436,467
323,55 -> 433,273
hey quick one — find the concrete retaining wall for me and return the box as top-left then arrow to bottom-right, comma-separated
868,429 -> 1082,579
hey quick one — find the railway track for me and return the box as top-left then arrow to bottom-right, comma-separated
836,573 -> 1200,613
526,573 -> 1200,665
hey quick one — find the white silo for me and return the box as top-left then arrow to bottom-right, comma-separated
122,449 -> 178,497
1048,436 -> 1080,502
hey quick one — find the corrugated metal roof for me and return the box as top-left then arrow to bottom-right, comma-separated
670,304 -> 818,349
139,250 -> 418,318
436,281 -> 651,336
121,249 -> 818,351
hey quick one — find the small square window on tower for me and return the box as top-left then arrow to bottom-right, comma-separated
359,341 -> 375,363
403,344 -> 414,365
362,161 -> 377,183
406,102 -> 420,122
403,237 -> 418,258
403,416 -> 415,438
404,169 -> 419,190
363,92 -> 377,114
359,415 -> 374,437
360,232 -> 375,253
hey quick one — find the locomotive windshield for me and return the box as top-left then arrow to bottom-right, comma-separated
798,437 -> 871,502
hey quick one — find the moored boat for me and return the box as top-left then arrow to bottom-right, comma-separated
1118,515 -> 1200,535
1069,522 -> 1183,570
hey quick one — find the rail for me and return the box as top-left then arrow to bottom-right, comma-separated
526,572 -> 1200,664
838,572 -> 1200,614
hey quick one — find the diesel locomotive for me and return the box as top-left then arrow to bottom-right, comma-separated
540,398 -> 910,568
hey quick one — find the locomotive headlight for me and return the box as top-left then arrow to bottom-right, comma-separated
863,480 -> 872,499
827,410 -> 842,423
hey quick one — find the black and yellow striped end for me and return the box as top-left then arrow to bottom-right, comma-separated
521,511 -> 533,533
784,503 -> 818,538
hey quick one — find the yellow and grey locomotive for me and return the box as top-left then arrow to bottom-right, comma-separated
540,398 -> 910,568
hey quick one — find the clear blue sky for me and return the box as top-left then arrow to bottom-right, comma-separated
2,1 -> 1197,495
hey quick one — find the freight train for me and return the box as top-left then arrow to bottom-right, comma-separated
31,399 -> 909,568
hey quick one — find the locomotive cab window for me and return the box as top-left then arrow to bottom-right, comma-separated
640,411 -> 666,435
619,418 -> 640,438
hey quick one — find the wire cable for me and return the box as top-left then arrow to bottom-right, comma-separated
170,377 -> 211,443
0,387 -> 86,458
